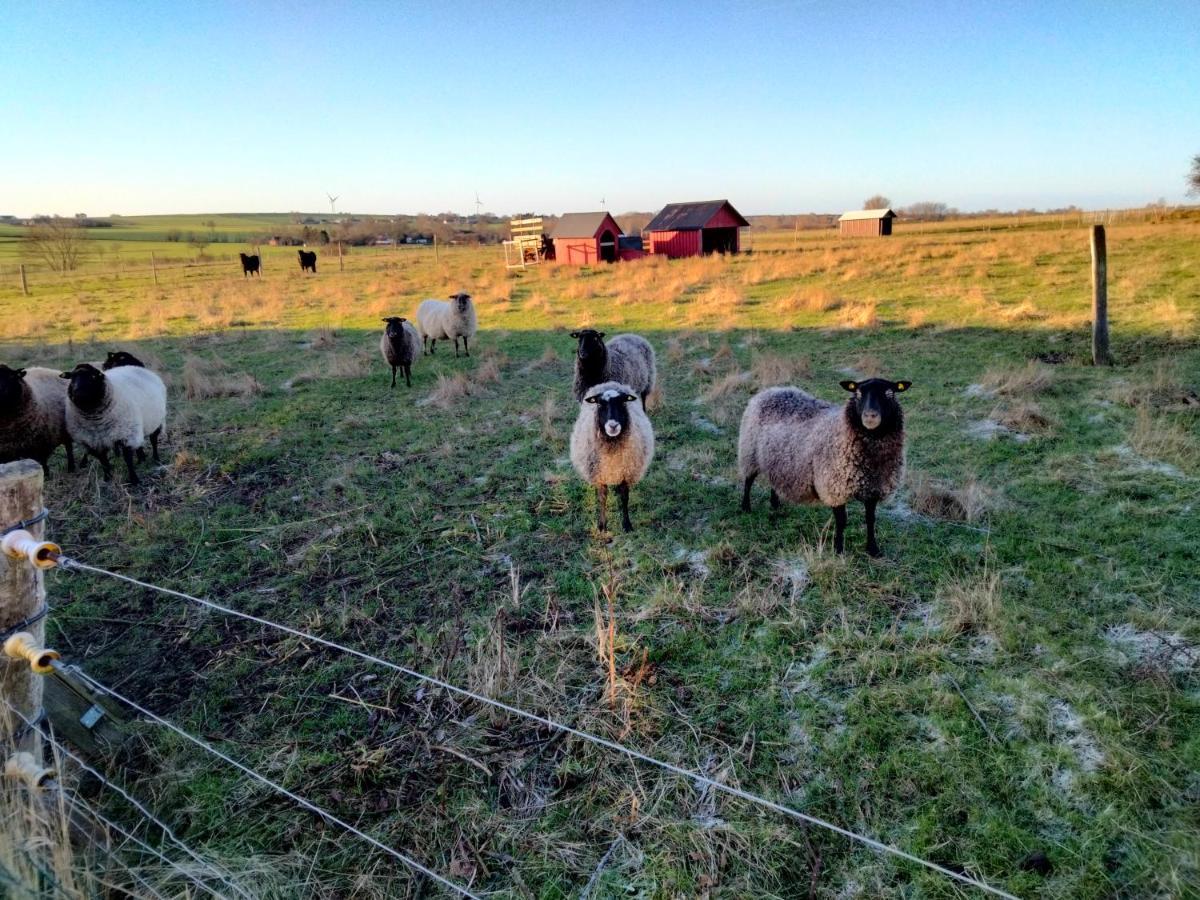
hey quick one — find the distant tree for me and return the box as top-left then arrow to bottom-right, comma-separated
165,229 -> 182,242
1188,153 -> 1200,196
903,201 -> 950,221
188,232 -> 210,258
863,194 -> 891,210
24,218 -> 87,271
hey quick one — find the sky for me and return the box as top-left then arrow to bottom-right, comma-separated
4,1 -> 1199,217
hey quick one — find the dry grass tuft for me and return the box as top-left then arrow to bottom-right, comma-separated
751,352 -> 811,387
979,361 -> 1055,397
837,300 -> 879,329
1128,408 -> 1196,470
937,568 -> 1002,635
1112,361 -> 1200,411
909,472 -> 997,523
183,356 -> 263,399
309,327 -> 337,349
423,372 -> 475,409
702,370 -> 753,401
776,285 -> 841,314
849,353 -> 883,378
473,356 -> 504,384
993,400 -> 1056,434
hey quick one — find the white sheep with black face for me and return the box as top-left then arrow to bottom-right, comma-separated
737,377 -> 911,556
416,292 -> 477,357
569,381 -> 655,532
61,363 -> 167,486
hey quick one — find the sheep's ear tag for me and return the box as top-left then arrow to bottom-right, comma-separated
840,380 -> 858,392
894,381 -> 911,392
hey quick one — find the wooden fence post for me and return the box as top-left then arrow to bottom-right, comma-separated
19,264 -> 28,297
151,252 -> 159,286
0,461 -> 48,754
338,241 -> 344,271
1091,225 -> 1113,366
434,234 -> 439,265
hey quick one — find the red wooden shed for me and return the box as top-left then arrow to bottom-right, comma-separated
838,208 -> 896,237
550,212 -> 624,264
644,199 -> 749,258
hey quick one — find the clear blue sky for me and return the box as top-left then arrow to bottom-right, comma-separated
5,1 -> 1198,217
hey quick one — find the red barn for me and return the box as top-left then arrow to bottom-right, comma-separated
838,208 -> 896,237
550,212 -> 624,264
645,199 -> 749,258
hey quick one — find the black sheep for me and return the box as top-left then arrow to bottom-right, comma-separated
239,253 -> 261,277
298,249 -> 317,273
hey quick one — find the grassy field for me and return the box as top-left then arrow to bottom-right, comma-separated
1,220 -> 1198,898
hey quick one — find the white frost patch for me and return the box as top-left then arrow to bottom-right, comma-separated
785,646 -> 829,694
673,548 -> 710,579
1049,700 -> 1104,792
967,419 -> 1031,443
1087,413 -> 1106,424
968,633 -> 1000,662
904,602 -> 942,635
1104,623 -> 1199,674
771,556 -> 809,601
882,496 -> 920,523
1110,444 -> 1183,478
964,383 -> 994,398
691,413 -> 722,434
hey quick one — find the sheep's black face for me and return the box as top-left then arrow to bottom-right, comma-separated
0,365 -> 27,415
62,363 -> 107,412
840,378 -> 910,435
103,351 -> 144,370
382,317 -> 407,340
450,293 -> 472,313
585,387 -> 637,443
570,329 -> 607,365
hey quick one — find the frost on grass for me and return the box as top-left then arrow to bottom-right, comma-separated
966,418 -> 1031,443
1108,444 -> 1184,479
690,412 -> 722,434
1049,700 -> 1104,793
1104,624 -> 1199,675
770,555 -> 809,602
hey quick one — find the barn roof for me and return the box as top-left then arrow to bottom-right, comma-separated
551,212 -> 621,238
645,200 -> 749,232
838,208 -> 896,221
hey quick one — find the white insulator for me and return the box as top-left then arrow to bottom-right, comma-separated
0,530 -> 60,570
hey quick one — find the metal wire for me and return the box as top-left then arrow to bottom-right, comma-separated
59,556 -> 1019,899
4,701 -> 247,900
62,669 -> 480,898
0,601 -> 50,643
1,506 -> 49,537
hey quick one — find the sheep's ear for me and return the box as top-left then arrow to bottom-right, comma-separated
839,380 -> 858,392
893,380 -> 911,392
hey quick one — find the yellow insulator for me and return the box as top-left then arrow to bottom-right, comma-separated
2,632 -> 60,674
4,751 -> 55,790
1,530 -> 60,570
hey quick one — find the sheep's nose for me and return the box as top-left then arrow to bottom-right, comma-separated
604,420 -> 622,437
861,411 -> 881,430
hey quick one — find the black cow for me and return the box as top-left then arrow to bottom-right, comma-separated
239,253 -> 261,277
298,249 -> 317,273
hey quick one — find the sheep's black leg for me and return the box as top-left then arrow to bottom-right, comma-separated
39,457 -> 50,477
404,365 -> 412,388
832,505 -> 847,553
769,489 -> 781,510
741,473 -> 757,512
429,339 -> 436,355
617,482 -> 633,532
64,439 -> 76,474
595,484 -> 608,532
150,428 -> 161,462
454,337 -> 460,358
95,449 -> 113,481
463,336 -> 470,357
864,499 -> 880,557
390,366 -> 397,389
121,445 -> 139,485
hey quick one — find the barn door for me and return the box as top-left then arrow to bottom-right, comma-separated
599,230 -> 617,263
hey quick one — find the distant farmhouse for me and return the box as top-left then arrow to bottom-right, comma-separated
838,208 -> 896,237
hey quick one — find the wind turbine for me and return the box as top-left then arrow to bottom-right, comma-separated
327,193 -> 339,217
600,196 -> 606,210
474,191 -> 483,220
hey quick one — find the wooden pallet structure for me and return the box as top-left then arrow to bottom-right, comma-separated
504,217 -> 544,269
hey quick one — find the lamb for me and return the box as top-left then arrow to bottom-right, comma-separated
737,378 -> 911,556
0,365 -> 75,476
570,329 -> 656,407
416,292 -> 477,357
379,316 -> 421,388
102,350 -> 145,370
569,381 -> 655,532
239,253 -> 261,277
61,363 -> 167,485
298,250 -> 317,274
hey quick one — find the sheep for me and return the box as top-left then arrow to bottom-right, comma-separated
0,365 -> 75,476
239,253 -> 261,277
298,250 -> 317,273
569,381 -> 655,532
416,292 -> 477,357
380,316 -> 421,388
737,378 -> 911,556
570,329 -> 656,407
61,363 -> 167,485
102,350 -> 145,370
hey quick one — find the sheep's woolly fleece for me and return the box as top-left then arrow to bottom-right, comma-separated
415,296 -> 477,344
737,386 -> 905,507
569,383 -> 655,487
380,320 -> 422,368
0,367 -> 71,465
573,333 -> 657,402
66,366 -> 167,454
